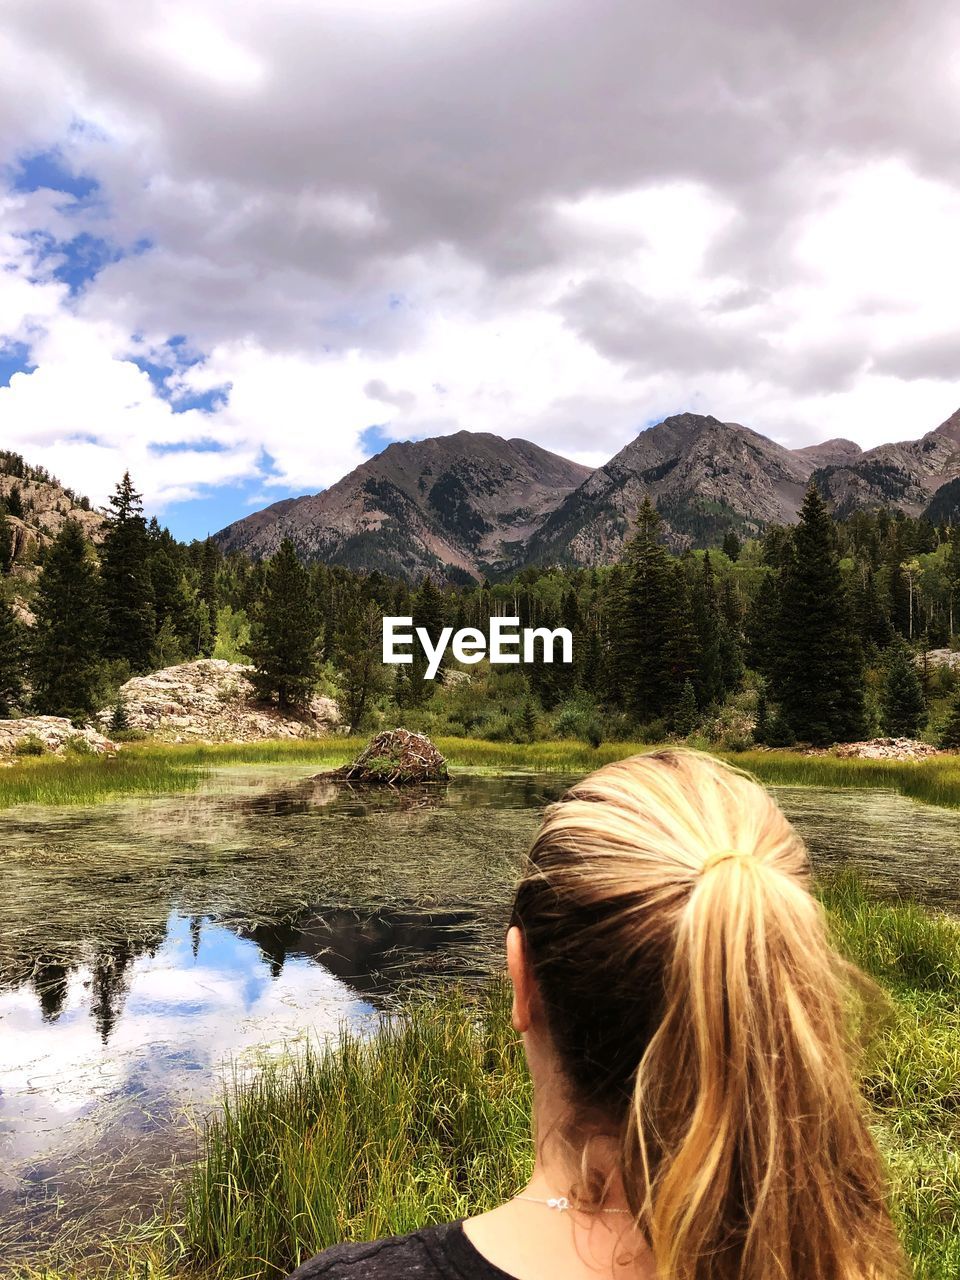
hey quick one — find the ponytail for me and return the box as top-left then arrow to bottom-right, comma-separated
513,749 -> 905,1280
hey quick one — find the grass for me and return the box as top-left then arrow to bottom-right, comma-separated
10,877 -> 960,1280
5,734 -> 960,813
0,752 -> 200,810
182,983 -> 531,1276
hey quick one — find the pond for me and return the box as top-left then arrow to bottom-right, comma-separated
2,764 -> 959,1256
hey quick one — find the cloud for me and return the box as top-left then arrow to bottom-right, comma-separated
1,0 -> 959,523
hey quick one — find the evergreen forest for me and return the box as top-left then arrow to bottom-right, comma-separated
3,463 -> 960,750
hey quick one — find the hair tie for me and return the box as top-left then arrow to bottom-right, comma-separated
700,848 -> 753,875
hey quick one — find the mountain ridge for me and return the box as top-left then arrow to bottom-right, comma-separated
215,431 -> 591,583
214,408 -> 960,580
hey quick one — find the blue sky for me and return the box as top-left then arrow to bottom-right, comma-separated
0,146 -> 405,540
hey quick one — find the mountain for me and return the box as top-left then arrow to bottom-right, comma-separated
214,431 -> 591,583
0,451 -> 103,621
793,438 -> 863,468
812,409 -> 960,518
525,413 -> 816,565
213,406 -> 960,579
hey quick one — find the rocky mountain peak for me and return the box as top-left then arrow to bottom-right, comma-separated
793,438 -> 863,467
213,404 -> 960,579
214,432 -> 590,582
930,407 -> 960,443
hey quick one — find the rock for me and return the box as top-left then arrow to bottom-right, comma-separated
331,729 -> 449,784
440,668 -> 472,689
921,648 -> 960,670
0,717 -> 117,759
97,659 -> 340,743
831,738 -> 939,761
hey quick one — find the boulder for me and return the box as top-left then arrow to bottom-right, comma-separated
97,659 -> 340,743
332,729 -> 449,784
0,717 -> 117,759
921,649 -> 960,671
832,737 -> 939,761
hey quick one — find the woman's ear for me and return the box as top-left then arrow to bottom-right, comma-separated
506,924 -> 533,1034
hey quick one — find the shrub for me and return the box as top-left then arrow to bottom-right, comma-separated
109,699 -> 131,736
14,733 -> 45,757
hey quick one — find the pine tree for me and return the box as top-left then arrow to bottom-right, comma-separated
691,552 -> 723,706
722,528 -> 741,561
0,513 -> 12,574
149,527 -> 194,651
881,637 -> 927,738
109,698 -> 131,735
674,679 -> 699,737
885,558 -> 911,637
773,487 -> 866,745
337,597 -> 386,731
949,528 -> 960,637
153,615 -> 185,668
612,500 -> 688,722
199,536 -> 220,618
403,576 -> 446,696
5,484 -> 24,520
745,572 -> 780,680
246,538 -> 322,709
0,595 -> 24,715
939,687 -> 960,749
195,599 -> 214,657
31,519 -> 104,718
753,684 -> 770,745
519,696 -> 539,742
851,566 -> 893,653
100,472 -> 155,671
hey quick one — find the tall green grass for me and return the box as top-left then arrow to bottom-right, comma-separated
818,875 -> 960,1275
0,740 -> 364,810
4,736 -> 960,813
0,753 -> 199,810
15,880 -> 960,1280
183,984 -> 531,1276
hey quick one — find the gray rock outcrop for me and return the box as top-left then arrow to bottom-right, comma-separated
98,659 -> 340,742
0,717 -> 117,758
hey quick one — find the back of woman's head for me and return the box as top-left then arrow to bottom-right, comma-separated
510,748 -> 904,1280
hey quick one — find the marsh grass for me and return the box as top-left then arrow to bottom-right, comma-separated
0,753 -> 199,810
182,982 -> 531,1277
6,741 -> 960,1278
4,736 -> 960,812
14,879 -> 960,1280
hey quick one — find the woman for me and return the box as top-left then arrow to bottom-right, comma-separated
289,749 -> 905,1279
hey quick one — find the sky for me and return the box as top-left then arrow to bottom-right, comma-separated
1,1 -> 960,541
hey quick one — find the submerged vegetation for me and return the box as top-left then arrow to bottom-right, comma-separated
7,877 -> 960,1280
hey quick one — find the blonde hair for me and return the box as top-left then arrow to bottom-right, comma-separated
510,748 -> 904,1280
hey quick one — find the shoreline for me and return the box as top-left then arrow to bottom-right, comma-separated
3,737 -> 960,813
4,875 -> 959,1280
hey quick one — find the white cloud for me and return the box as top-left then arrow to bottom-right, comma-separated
1,0 -> 960,520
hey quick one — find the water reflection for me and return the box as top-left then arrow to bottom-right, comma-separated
0,915 -> 373,1161
234,906 -> 481,990
2,767 -> 960,1252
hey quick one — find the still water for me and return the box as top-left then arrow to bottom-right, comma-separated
1,765 -> 959,1252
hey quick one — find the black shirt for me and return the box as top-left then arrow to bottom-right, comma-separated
287,1220 -> 517,1280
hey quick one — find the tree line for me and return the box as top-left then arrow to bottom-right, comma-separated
1,470 -> 959,747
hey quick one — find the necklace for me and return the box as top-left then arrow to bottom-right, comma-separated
515,1194 -> 630,1215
